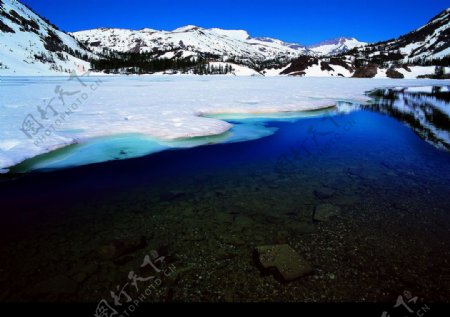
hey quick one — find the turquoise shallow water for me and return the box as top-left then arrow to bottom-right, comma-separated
0,88 -> 449,303
10,109 -> 334,172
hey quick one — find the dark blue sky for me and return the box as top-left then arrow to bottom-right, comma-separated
22,0 -> 450,45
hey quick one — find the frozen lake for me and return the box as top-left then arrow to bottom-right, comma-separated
1,76 -> 450,173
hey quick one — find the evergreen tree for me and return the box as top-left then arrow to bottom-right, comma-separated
435,65 -> 446,78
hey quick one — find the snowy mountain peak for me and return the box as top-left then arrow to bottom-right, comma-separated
209,28 -> 250,40
308,37 -> 367,56
172,25 -> 201,32
140,28 -> 157,33
309,37 -> 354,46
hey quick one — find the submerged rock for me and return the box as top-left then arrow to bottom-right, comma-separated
254,244 -> 313,282
313,204 -> 341,222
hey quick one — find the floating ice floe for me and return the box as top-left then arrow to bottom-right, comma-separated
406,86 -> 434,93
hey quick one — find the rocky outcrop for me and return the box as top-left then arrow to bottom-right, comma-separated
352,64 -> 378,78
281,56 -> 319,76
386,68 -> 405,79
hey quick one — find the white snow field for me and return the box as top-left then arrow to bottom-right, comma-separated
1,76 -> 449,172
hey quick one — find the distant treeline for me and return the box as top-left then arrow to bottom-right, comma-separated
90,51 -> 235,74
91,52 -> 199,73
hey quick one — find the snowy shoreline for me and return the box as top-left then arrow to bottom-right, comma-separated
1,65 -> 449,78
1,76 -> 450,173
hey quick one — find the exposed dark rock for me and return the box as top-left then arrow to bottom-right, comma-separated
289,71 -> 306,77
320,61 -> 334,72
43,30 -> 64,52
417,73 -> 450,79
33,52 -> 54,64
330,58 -> 354,72
402,65 -> 412,72
352,64 -> 378,78
2,9 -> 39,34
386,68 -> 405,79
0,19 -> 14,33
281,56 -> 319,76
254,244 -> 313,282
89,40 -> 102,47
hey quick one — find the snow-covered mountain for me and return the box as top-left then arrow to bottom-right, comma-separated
282,7 -> 450,78
308,37 -> 367,56
1,0 -> 449,77
72,26 -> 310,64
350,8 -> 450,63
0,0 -> 91,75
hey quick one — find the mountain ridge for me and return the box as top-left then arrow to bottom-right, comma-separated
1,0 -> 449,76
72,25 -> 369,59
71,26 -> 311,65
